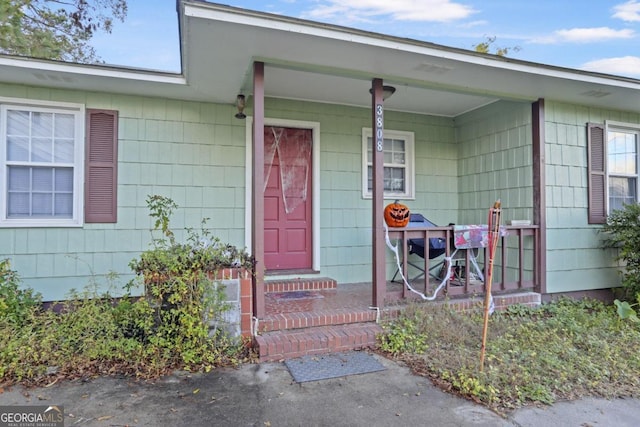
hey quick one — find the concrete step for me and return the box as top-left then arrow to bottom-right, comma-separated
254,322 -> 383,362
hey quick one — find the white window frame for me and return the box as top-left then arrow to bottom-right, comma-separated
0,98 -> 85,227
362,128 -> 415,199
605,121 -> 640,215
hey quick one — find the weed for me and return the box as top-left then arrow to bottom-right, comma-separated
614,296 -> 640,322
0,195 -> 255,387
379,316 -> 428,355
378,299 -> 640,412
0,259 -> 41,327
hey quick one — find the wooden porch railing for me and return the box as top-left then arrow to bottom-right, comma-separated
387,225 -> 540,299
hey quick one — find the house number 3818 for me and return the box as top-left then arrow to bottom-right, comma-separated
375,104 -> 383,152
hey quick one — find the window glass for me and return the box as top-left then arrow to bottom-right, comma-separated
368,137 -> 406,192
7,110 -> 29,135
609,177 -> 637,211
363,129 -> 414,198
6,136 -> 29,161
608,131 -> 637,175
607,127 -> 639,212
2,104 -> 80,225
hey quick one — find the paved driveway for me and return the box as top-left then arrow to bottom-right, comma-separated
0,354 -> 637,426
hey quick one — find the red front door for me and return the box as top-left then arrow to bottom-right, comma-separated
264,127 -> 312,271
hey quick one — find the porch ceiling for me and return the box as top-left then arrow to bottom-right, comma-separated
1,1 -> 640,117
179,1 -> 640,116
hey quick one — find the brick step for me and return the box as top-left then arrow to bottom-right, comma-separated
385,289 -> 541,310
254,322 -> 383,362
265,277 -> 337,293
257,307 -> 378,333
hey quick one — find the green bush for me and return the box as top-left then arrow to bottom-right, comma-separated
0,195 -> 255,387
0,285 -> 147,383
0,273 -> 249,386
130,195 -> 254,279
127,195 -> 254,369
0,259 -> 41,327
601,202 -> 640,299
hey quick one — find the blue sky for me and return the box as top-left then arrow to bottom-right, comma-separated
92,0 -> 640,78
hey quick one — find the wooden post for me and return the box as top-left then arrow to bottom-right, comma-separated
532,99 -> 547,294
371,78 -> 386,309
252,61 -> 265,318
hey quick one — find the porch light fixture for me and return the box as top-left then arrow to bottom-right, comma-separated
235,94 -> 246,119
369,85 -> 396,101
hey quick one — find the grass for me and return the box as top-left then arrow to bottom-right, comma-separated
377,298 -> 640,413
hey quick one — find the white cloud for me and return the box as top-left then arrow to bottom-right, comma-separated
581,56 -> 640,77
613,0 -> 640,22
302,0 -> 477,23
459,20 -> 487,29
532,27 -> 635,44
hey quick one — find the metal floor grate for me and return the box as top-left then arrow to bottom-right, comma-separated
284,351 -> 386,383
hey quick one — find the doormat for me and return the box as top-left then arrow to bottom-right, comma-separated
271,291 -> 323,301
285,351 -> 386,383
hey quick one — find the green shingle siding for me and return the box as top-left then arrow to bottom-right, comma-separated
544,101 -> 640,292
2,84 -> 636,299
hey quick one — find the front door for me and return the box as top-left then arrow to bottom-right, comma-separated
264,127 -> 313,271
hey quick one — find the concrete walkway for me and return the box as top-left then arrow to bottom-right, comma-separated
0,354 -> 637,426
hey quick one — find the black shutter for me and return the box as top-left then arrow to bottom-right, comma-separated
587,122 -> 606,224
85,109 -> 118,223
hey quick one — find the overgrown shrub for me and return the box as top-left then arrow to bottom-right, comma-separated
600,202 -> 640,299
0,259 -> 41,327
127,194 -> 254,369
130,195 -> 254,279
0,195 -> 255,387
0,284 -> 146,384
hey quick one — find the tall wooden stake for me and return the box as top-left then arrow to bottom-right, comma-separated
480,199 -> 501,372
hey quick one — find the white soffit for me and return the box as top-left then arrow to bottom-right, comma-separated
182,1 -> 640,116
0,56 -> 188,99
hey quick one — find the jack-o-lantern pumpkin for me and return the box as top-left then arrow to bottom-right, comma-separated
384,200 -> 410,227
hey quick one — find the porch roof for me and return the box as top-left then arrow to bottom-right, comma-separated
1,0 -> 640,116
